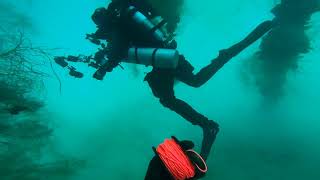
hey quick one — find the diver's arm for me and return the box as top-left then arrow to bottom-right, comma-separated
92,40 -> 126,80
93,59 -> 119,80
89,29 -> 111,40
103,59 -> 120,72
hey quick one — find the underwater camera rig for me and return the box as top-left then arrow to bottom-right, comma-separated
54,55 -> 88,78
53,41 -> 125,79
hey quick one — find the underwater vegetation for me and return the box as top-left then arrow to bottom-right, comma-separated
0,1 -> 84,179
245,0 -> 320,101
0,31 -> 45,115
0,1 -> 45,116
0,0 -> 51,112
0,114 -> 84,180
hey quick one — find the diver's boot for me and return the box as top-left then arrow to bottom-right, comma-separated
200,120 -> 220,160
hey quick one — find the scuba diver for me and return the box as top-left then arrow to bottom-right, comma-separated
55,0 -> 273,160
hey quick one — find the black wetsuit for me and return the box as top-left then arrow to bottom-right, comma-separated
145,155 -> 174,180
92,0 -> 273,160
145,55 -> 220,126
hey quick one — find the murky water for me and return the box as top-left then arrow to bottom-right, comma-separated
1,0 -> 319,179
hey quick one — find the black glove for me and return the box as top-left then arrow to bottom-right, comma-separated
93,59 -> 119,80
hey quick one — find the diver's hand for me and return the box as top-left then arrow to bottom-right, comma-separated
93,59 -> 119,80
93,68 -> 107,80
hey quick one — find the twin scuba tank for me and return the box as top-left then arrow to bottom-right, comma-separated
120,6 -> 180,69
126,47 -> 179,69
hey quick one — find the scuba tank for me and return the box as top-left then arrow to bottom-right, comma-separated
125,6 -> 167,45
120,6 -> 178,69
125,47 -> 179,69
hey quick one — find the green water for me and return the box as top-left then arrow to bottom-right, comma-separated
1,0 -> 320,179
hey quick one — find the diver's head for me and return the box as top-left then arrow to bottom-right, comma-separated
92,7 -> 109,26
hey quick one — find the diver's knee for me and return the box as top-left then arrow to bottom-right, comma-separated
189,77 -> 204,88
181,75 -> 203,88
159,97 -> 176,108
190,81 -> 203,88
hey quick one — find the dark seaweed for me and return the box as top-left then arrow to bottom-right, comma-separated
0,1 -> 84,179
247,0 -> 319,101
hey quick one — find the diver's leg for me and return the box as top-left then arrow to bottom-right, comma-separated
159,97 -> 219,160
178,20 -> 274,87
146,70 -> 219,159
146,69 -> 207,126
176,55 -> 227,88
159,97 -> 212,127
